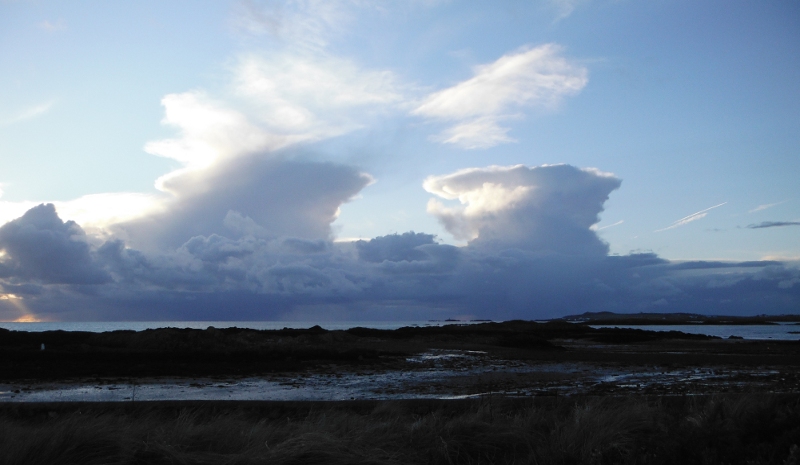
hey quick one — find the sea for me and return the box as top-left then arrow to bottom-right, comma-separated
0,320 -> 798,340
589,323 -> 800,341
0,320 -> 467,333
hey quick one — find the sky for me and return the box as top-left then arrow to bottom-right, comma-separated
0,0 -> 798,322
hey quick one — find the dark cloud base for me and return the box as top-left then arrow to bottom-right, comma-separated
1,205 -> 798,321
1,162 -> 798,321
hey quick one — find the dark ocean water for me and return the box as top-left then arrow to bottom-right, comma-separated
0,320 -> 471,333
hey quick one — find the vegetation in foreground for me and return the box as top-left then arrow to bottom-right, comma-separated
2,395 -> 800,465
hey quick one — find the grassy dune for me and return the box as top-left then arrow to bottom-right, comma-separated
2,395 -> 799,465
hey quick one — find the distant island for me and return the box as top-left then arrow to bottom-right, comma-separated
560,311 -> 800,326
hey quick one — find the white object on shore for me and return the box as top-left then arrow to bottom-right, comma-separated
41,343 -> 45,351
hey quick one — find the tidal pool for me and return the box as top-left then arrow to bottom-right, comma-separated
0,349 -> 794,402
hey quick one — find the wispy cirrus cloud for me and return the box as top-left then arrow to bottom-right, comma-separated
38,19 -> 66,32
745,221 -> 800,229
749,200 -> 788,213
591,220 -> 624,231
2,101 -> 54,125
413,44 -> 588,149
655,202 -> 727,232
549,0 -> 586,20
230,0 -> 352,51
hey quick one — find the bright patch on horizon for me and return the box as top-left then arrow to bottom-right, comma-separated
0,294 -> 40,322
11,315 -> 43,323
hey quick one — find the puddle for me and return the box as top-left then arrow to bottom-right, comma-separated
0,350 -> 795,402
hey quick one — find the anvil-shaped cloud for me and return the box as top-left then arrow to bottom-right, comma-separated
424,164 -> 620,255
1,159 -> 798,321
1,0 -> 797,321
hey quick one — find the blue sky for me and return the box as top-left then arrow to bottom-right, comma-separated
0,0 -> 798,321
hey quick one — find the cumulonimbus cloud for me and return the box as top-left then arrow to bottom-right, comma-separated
0,204 -> 110,285
413,44 -> 588,149
424,164 -> 621,255
1,164 -> 798,322
116,151 -> 374,251
2,3 -> 797,321
143,48 -> 402,196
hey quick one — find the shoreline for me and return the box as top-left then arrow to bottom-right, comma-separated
2,321 -> 799,402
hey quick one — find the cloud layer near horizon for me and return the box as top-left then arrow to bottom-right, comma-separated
1,161 -> 798,322
1,1 -> 798,322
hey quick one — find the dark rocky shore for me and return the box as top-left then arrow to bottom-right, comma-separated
2,320 -> 799,396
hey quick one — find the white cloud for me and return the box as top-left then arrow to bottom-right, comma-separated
117,152 -> 374,251
144,91 -> 305,193
591,220 -> 624,231
424,164 -> 620,255
655,202 -> 727,232
230,0 -> 447,51
2,101 -> 54,125
231,0 -> 356,51
233,53 -> 402,134
548,0 -> 586,20
38,19 -> 66,32
142,51 -> 401,201
414,44 -> 588,149
5,5 -> 402,241
749,200 -> 787,213
429,117 -> 515,150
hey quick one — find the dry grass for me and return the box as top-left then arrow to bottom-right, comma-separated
1,395 -> 799,465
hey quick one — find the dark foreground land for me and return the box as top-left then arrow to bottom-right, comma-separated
2,320 -> 800,396
2,395 -> 800,464
3,321 -> 800,463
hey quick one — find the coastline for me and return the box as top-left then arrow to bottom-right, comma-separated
2,321 -> 799,402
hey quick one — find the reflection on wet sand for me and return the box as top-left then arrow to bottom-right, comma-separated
3,346 -> 796,402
